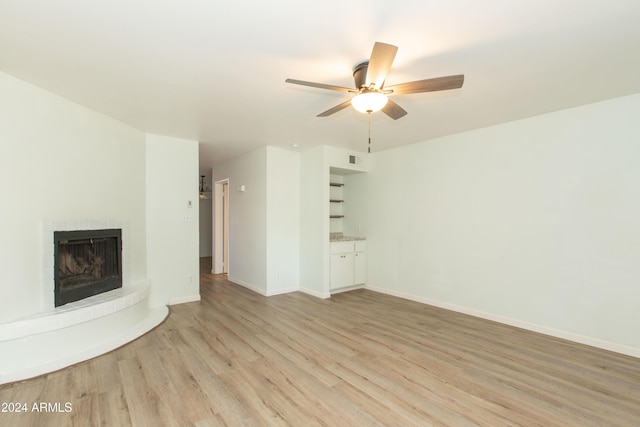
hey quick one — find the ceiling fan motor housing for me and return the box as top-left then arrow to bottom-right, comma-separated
353,61 -> 369,89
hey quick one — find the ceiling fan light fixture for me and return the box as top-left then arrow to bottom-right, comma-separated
351,91 -> 388,114
286,42 -> 463,120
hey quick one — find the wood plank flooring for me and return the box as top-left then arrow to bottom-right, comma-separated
2,257 -> 640,426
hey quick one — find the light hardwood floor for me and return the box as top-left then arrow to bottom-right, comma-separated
2,258 -> 640,426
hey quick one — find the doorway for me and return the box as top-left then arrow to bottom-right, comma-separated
213,179 -> 229,274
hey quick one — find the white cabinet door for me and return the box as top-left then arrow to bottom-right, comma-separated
330,253 -> 354,290
331,241 -> 354,254
354,251 -> 366,285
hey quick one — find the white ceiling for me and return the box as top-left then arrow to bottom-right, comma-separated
2,1 -> 639,171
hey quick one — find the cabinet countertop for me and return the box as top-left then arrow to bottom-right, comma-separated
330,236 -> 366,242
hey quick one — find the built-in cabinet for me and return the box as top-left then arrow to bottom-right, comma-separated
330,240 -> 366,290
327,164 -> 367,296
354,245 -> 366,285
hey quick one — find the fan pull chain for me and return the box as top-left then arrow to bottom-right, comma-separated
368,112 -> 372,154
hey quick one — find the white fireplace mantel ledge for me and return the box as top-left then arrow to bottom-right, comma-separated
0,283 -> 150,342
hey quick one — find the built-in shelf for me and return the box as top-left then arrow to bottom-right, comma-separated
330,181 -> 344,222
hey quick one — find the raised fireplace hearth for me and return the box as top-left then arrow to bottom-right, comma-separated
0,219 -> 169,385
54,228 -> 123,307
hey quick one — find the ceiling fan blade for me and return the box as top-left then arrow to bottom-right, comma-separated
382,99 -> 408,120
385,74 -> 464,95
365,42 -> 398,89
317,99 -> 352,117
285,78 -> 354,93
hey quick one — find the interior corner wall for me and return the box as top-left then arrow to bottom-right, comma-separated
145,134 -> 200,306
212,147 -> 268,294
198,172 -> 214,258
265,147 -> 300,295
299,146 -> 330,297
199,198 -> 213,257
0,71 -> 147,323
364,93 -> 640,354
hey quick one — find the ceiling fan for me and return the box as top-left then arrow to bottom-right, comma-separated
286,42 -> 464,120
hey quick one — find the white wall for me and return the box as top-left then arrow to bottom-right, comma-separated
198,174 -> 213,257
342,172 -> 368,238
214,145 -> 367,298
266,147 -> 300,295
211,146 -> 302,296
145,134 -> 200,306
199,198 -> 213,257
199,199 -> 213,257
0,71 -> 147,323
360,94 -> 640,354
299,146 -> 328,296
213,147 -> 268,293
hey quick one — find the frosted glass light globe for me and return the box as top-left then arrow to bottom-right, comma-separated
351,92 -> 388,113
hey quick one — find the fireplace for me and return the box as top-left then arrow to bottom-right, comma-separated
54,229 -> 123,307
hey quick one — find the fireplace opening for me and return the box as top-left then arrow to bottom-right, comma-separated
54,229 -> 123,307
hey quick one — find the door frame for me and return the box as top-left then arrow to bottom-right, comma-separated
213,178 -> 229,274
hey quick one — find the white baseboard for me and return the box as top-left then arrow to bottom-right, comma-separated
364,284 -> 640,359
266,287 -> 300,297
331,284 -> 364,295
298,287 -> 330,299
227,278 -> 330,299
168,294 -> 201,305
228,277 -> 267,296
